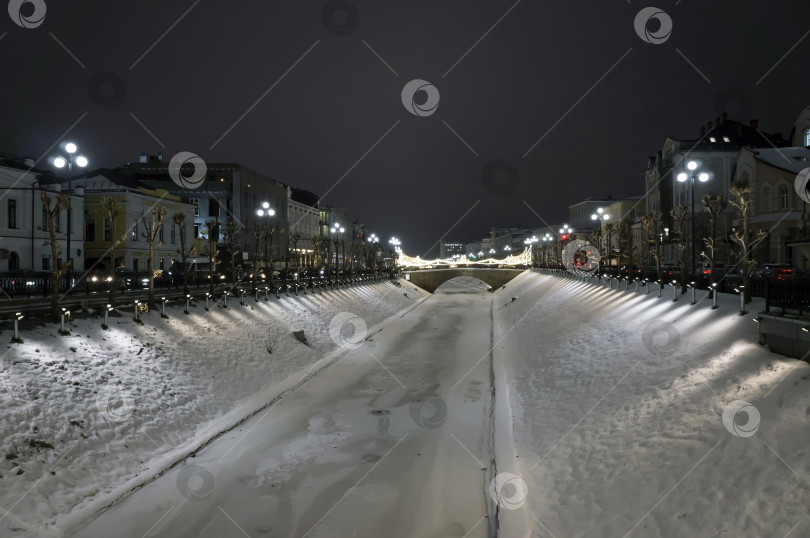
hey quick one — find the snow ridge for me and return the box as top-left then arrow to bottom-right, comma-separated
486,297 -> 500,537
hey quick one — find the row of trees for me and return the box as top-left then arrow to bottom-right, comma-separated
37,194 -> 389,320
531,180 -> 765,304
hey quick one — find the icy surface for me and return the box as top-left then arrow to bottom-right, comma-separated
2,272 -> 809,537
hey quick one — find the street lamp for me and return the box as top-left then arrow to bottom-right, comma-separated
367,233 -> 379,270
53,141 -> 89,269
256,201 -> 275,217
256,202 -> 275,275
677,160 -> 710,274
591,210 -> 611,271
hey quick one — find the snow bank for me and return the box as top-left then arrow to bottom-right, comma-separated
0,280 -> 428,537
493,271 -> 810,537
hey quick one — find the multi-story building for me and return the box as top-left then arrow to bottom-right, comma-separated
319,205 -> 355,268
119,153 -> 288,265
569,198 -> 615,231
464,241 -> 482,259
735,146 -> 810,266
439,240 -> 465,258
286,187 -> 320,267
0,155 -> 85,272
791,105 -> 810,148
59,168 -> 196,273
645,115 -> 789,267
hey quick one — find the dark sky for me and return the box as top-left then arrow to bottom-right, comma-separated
2,1 -> 809,256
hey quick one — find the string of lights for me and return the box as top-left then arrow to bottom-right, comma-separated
397,247 -> 532,268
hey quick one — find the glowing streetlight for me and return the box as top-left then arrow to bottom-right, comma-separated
52,142 -> 89,270
677,159 -> 712,273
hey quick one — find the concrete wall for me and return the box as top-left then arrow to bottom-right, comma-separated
758,313 -> 810,360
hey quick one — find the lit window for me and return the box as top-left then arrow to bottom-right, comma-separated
805,129 -> 810,146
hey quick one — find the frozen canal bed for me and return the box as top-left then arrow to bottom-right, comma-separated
75,278 -> 496,537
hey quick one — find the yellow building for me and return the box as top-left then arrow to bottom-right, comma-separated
68,170 -> 196,273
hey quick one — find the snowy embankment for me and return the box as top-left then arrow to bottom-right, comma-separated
0,281 -> 427,537
493,271 -> 810,537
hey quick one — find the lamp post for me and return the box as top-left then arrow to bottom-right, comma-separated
256,202 -> 276,274
367,233 -> 379,271
53,142 -> 89,270
332,223 -> 346,274
677,160 -> 710,275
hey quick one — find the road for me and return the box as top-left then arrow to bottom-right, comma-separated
74,278 -> 496,538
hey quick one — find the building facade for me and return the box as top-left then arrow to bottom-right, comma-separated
119,154 -> 288,265
0,156 -> 85,272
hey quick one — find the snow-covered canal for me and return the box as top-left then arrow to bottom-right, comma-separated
77,278 -> 496,537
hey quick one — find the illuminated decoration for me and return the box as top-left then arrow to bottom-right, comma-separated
397,247 -> 532,268
562,240 -> 601,274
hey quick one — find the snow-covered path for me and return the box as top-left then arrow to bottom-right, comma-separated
75,278 -> 496,537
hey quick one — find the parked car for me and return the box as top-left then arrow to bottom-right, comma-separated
660,263 -> 679,279
699,262 -> 730,276
753,263 -> 794,280
619,265 -> 643,277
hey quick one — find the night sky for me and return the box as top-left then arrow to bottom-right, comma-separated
2,0 -> 809,256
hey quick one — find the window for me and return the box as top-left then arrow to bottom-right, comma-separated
133,258 -> 138,272
194,224 -> 199,238
171,223 -> 176,244
159,225 -> 164,243
7,199 -> 16,228
779,186 -> 789,209
159,258 -> 165,271
131,219 -> 138,241
85,219 -> 96,241
209,199 -> 219,218
8,251 -> 19,271
42,256 -> 50,271
805,129 -> 810,147
189,198 -> 199,217
763,186 -> 771,211
103,217 -> 111,241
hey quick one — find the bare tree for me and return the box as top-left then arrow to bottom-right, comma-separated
311,235 -> 324,269
589,225 -> 604,266
287,231 -> 300,270
141,206 -> 168,307
264,225 -> 278,277
40,191 -> 71,321
729,181 -> 767,304
671,203 -> 689,294
100,197 -> 125,307
618,216 -> 635,270
173,212 -> 196,296
222,219 -> 243,286
701,193 -> 728,291
642,211 -> 664,283
250,226 -> 265,291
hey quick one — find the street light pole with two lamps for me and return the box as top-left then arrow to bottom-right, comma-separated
677,160 -> 710,275
52,142 -> 89,270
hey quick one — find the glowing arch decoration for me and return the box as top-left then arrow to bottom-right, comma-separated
397,247 -> 532,269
